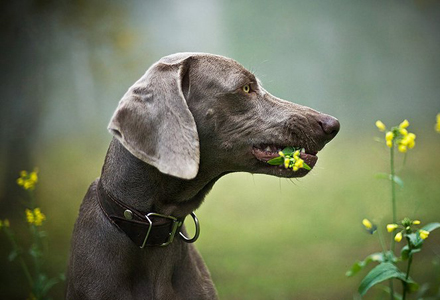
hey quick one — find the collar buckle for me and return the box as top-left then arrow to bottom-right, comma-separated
96,180 -> 200,248
141,213 -> 183,248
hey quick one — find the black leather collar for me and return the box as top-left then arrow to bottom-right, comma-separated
96,180 -> 186,248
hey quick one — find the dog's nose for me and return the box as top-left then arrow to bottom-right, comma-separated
318,114 -> 340,140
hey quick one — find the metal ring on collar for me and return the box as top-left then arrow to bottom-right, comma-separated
179,212 -> 200,243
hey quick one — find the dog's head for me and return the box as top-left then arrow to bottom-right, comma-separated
109,53 -> 339,180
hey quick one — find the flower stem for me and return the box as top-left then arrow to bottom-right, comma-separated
377,228 -> 387,256
402,238 -> 413,300
390,145 -> 397,252
389,280 -> 394,300
402,257 -> 413,300
389,145 -> 396,300
28,189 -> 36,210
19,256 -> 34,288
31,225 -> 42,276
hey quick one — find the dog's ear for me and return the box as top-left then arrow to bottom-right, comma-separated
108,54 -> 199,180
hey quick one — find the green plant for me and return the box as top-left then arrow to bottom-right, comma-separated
0,169 -> 64,300
267,147 -> 311,171
346,119 -> 440,299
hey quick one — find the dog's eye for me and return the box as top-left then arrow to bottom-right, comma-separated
242,84 -> 251,93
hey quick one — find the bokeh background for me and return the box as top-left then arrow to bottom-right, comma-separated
1,0 -> 440,299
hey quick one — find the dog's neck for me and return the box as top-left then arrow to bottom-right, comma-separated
100,139 -> 222,218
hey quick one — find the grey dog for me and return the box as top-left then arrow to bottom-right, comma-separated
66,53 -> 340,300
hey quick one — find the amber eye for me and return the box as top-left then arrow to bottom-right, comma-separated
242,84 -> 251,93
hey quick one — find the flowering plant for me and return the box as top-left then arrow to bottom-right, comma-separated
1,169 -> 63,300
375,119 -> 416,153
267,147 -> 311,171
347,118 -> 440,299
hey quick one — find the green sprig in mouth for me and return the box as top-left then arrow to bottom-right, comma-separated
267,147 -> 312,172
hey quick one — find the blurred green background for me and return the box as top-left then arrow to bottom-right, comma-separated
1,0 -> 440,299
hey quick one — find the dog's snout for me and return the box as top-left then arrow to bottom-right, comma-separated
317,114 -> 340,140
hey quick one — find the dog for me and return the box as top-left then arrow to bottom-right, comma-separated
66,53 -> 339,299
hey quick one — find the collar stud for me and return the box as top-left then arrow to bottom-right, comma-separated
124,209 -> 133,220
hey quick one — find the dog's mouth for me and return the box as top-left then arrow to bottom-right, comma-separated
252,144 -> 318,172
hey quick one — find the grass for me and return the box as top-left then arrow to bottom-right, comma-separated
2,130 -> 439,299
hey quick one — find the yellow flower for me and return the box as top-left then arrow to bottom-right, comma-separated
33,208 -> 46,226
284,158 -> 290,169
406,133 -> 416,149
362,219 -> 373,230
412,220 -> 421,225
399,138 -> 408,147
30,171 -> 38,183
385,131 -> 394,142
375,120 -> 386,132
25,209 -> 34,224
25,208 -> 46,226
277,149 -> 308,172
24,181 -> 34,190
294,159 -> 304,169
399,119 -> 409,129
386,224 -> 399,232
17,169 -> 39,190
291,154 -> 306,172
399,128 -> 408,136
399,133 -> 416,150
384,131 -> 394,148
362,218 -> 377,234
379,120 -> 417,151
396,120 -> 416,151
419,229 -> 429,240
398,144 -> 407,153
436,113 -> 440,133
394,232 -> 403,242
4,219 -> 10,228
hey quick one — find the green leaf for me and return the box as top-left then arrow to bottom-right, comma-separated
421,222 -> 440,233
358,262 -> 418,296
8,249 -> 19,262
405,223 -> 440,250
406,232 -> 423,249
375,173 -> 389,180
42,276 -> 60,295
392,175 -> 404,188
33,273 -> 47,295
374,173 -> 404,187
303,163 -> 311,171
400,246 -> 408,260
401,245 -> 422,260
267,156 -> 283,165
29,244 -> 43,258
346,252 -> 385,277
384,251 -> 399,264
38,230 -> 48,238
282,146 -> 295,154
